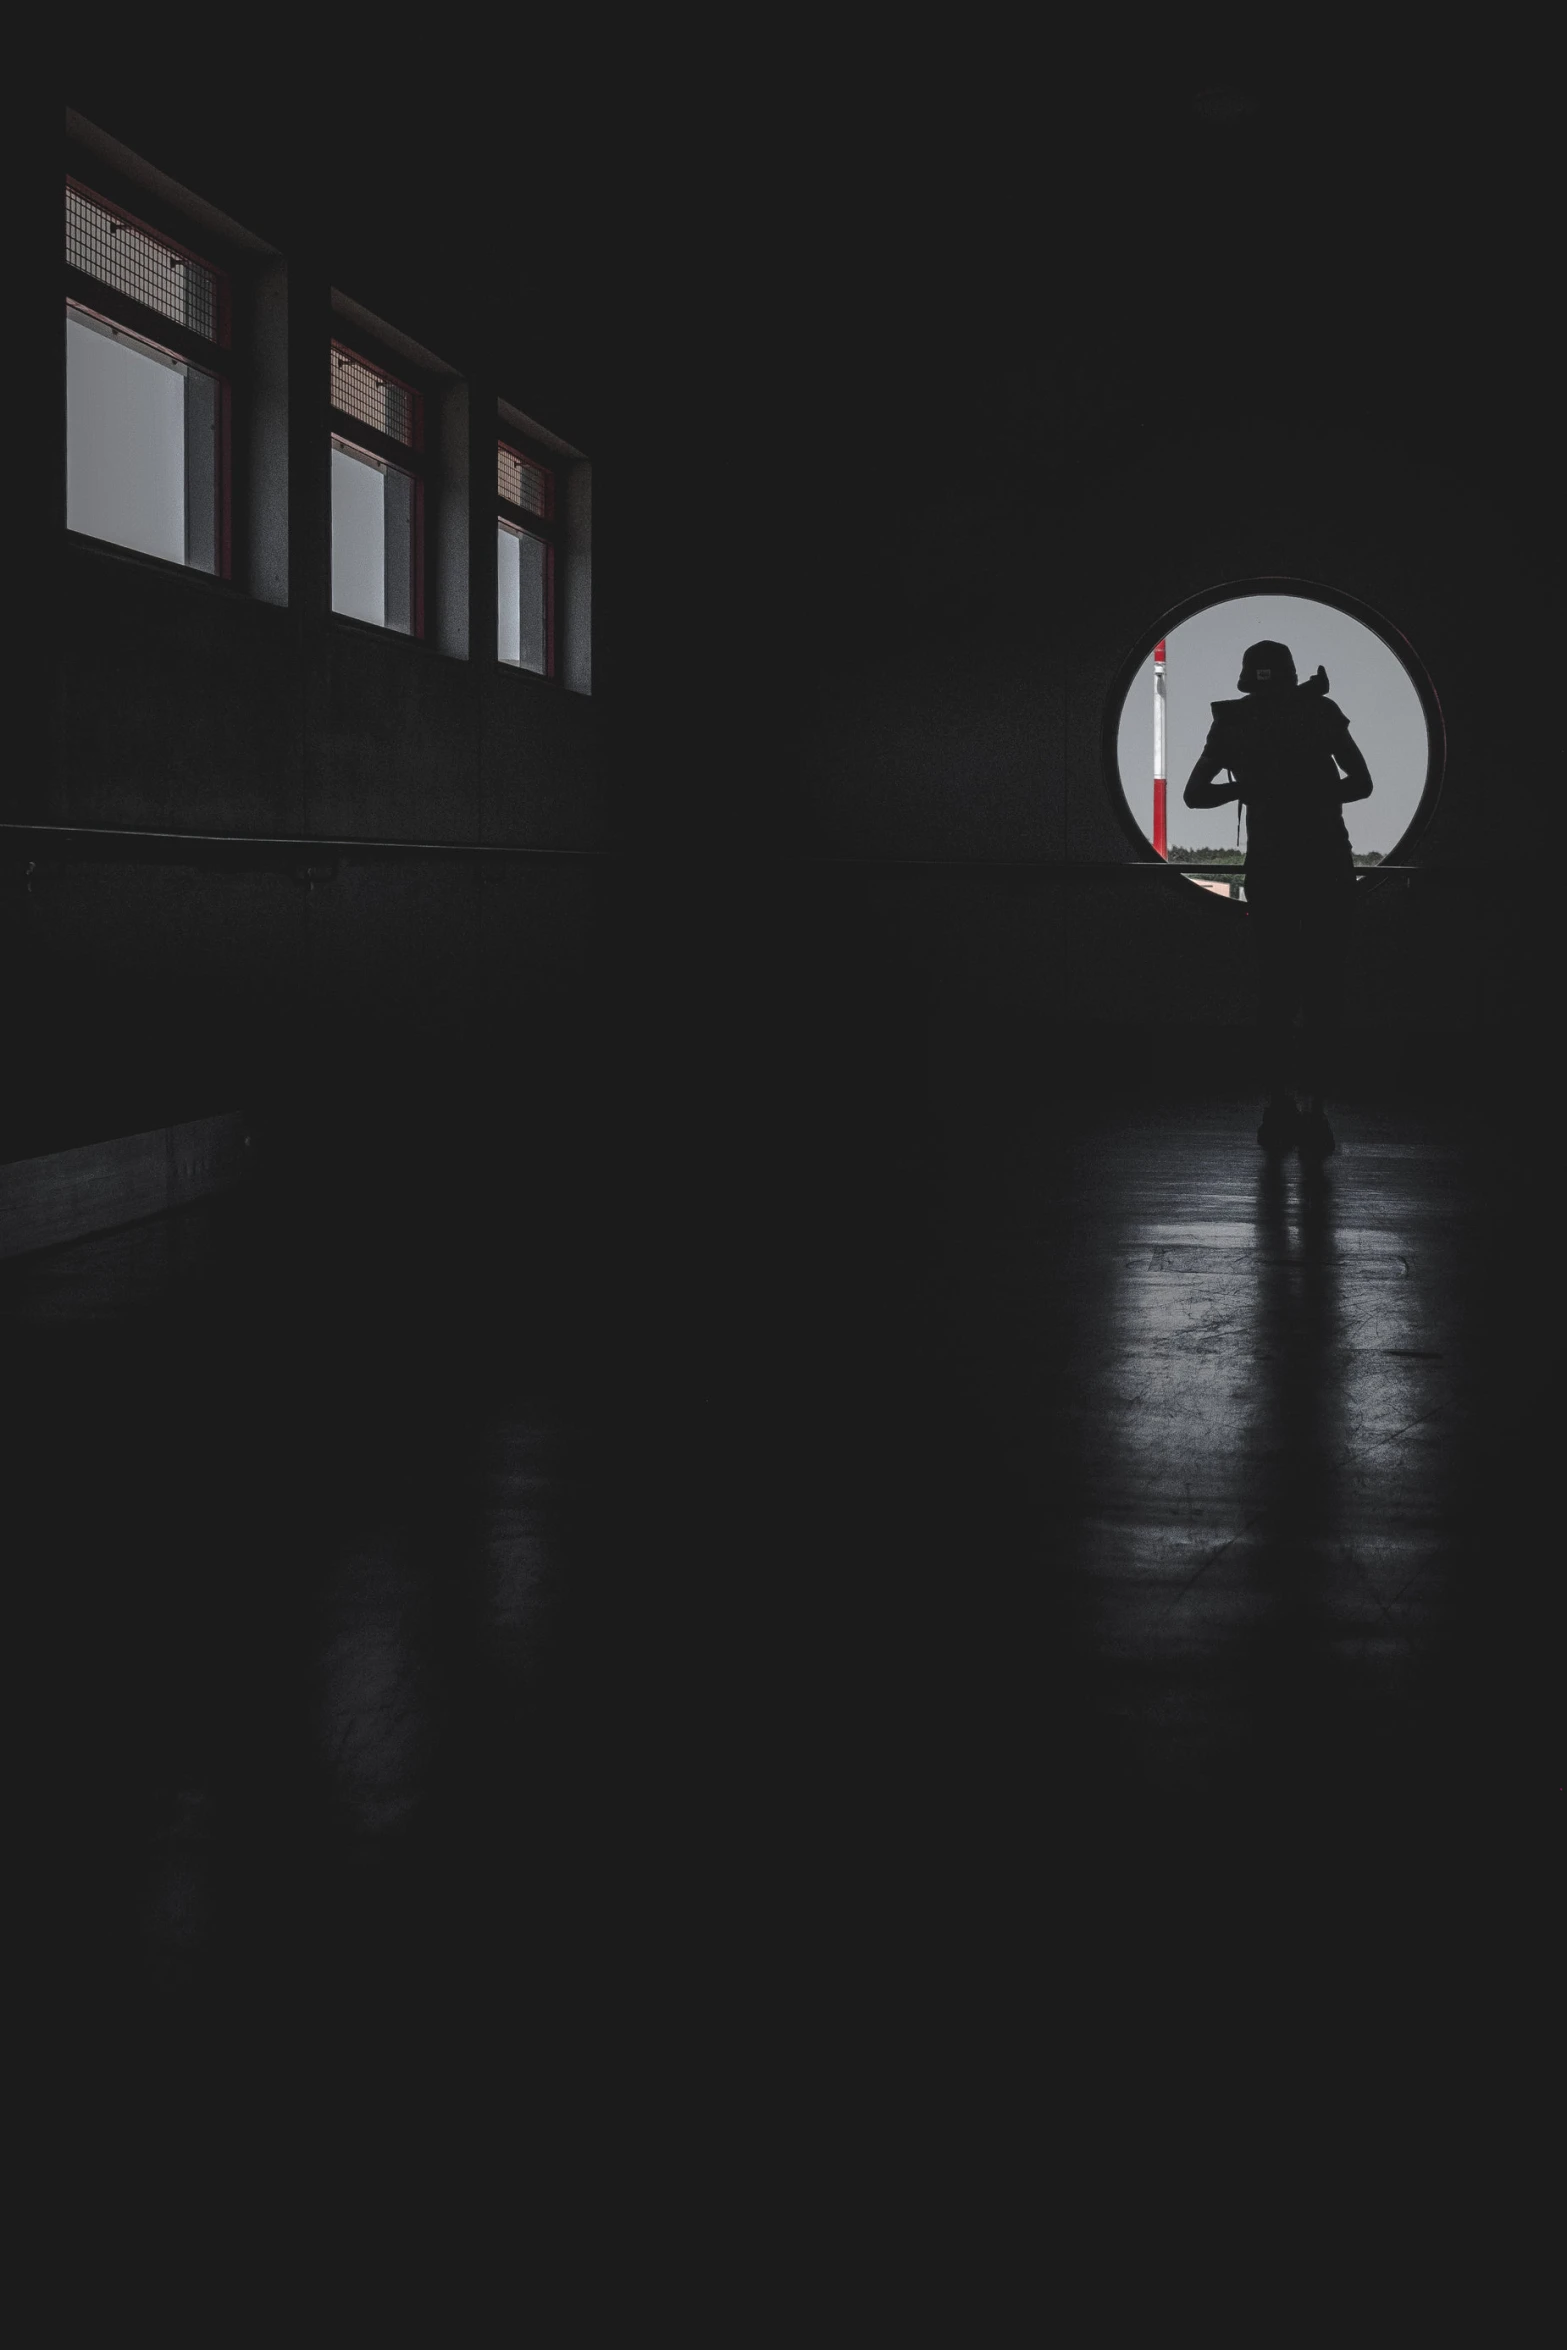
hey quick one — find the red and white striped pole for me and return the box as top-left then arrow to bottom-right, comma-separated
1152,638 -> 1168,858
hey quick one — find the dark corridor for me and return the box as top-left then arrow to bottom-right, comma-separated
26,48 -> 1564,2308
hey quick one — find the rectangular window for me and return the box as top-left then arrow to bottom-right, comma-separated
331,342 -> 423,636
65,180 -> 230,575
497,440 -> 554,675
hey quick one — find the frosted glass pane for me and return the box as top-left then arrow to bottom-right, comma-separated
497,525 -> 521,664
67,312 -> 185,565
384,467 -> 415,637
332,446 -> 385,627
517,532 -> 547,674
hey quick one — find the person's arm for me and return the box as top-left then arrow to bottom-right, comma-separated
1336,733 -> 1373,803
1183,743 -> 1240,809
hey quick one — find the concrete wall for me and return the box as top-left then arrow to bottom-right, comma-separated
53,542 -> 604,849
22,94 -> 1544,1175
24,414 -> 1530,1164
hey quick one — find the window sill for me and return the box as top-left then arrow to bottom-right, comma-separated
329,608 -> 427,648
327,613 -> 487,670
65,528 -> 239,593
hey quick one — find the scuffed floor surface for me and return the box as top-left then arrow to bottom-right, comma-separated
8,1075 -> 1551,2255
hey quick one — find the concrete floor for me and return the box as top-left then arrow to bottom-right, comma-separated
10,1055 -> 1552,2281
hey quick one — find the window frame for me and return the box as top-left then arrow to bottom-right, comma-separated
64,174 -> 234,579
329,333 -> 426,641
496,431 -> 557,680
1104,576 -> 1448,879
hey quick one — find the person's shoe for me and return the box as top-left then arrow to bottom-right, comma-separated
1256,1099 -> 1300,1151
1298,1106 -> 1336,1158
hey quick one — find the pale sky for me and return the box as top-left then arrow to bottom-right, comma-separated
1115,594 -> 1430,857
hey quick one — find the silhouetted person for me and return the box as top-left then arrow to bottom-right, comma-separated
1184,639 -> 1373,1155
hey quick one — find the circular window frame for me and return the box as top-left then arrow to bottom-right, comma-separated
1103,576 -> 1447,890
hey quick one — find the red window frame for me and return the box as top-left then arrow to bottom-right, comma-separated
64,176 -> 234,579
497,435 -> 556,679
330,339 -> 426,640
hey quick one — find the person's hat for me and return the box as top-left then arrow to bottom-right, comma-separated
1238,640 -> 1297,691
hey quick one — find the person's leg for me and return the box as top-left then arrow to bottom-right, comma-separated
1246,875 -> 1300,1143
1297,873 -> 1354,1151
1299,874 -> 1354,1111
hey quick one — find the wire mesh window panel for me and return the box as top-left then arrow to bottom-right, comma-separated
331,345 -> 417,448
498,443 -> 552,520
66,182 -> 222,345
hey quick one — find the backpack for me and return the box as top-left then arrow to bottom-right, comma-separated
1209,668 -> 1349,846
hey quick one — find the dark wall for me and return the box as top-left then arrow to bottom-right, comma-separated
55,536 -> 604,847
19,52 -> 1551,1156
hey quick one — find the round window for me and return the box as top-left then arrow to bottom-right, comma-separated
1112,589 -> 1441,896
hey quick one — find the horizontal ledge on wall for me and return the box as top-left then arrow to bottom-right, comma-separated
0,1111 -> 252,1260
0,823 -> 612,873
0,825 -> 1492,884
